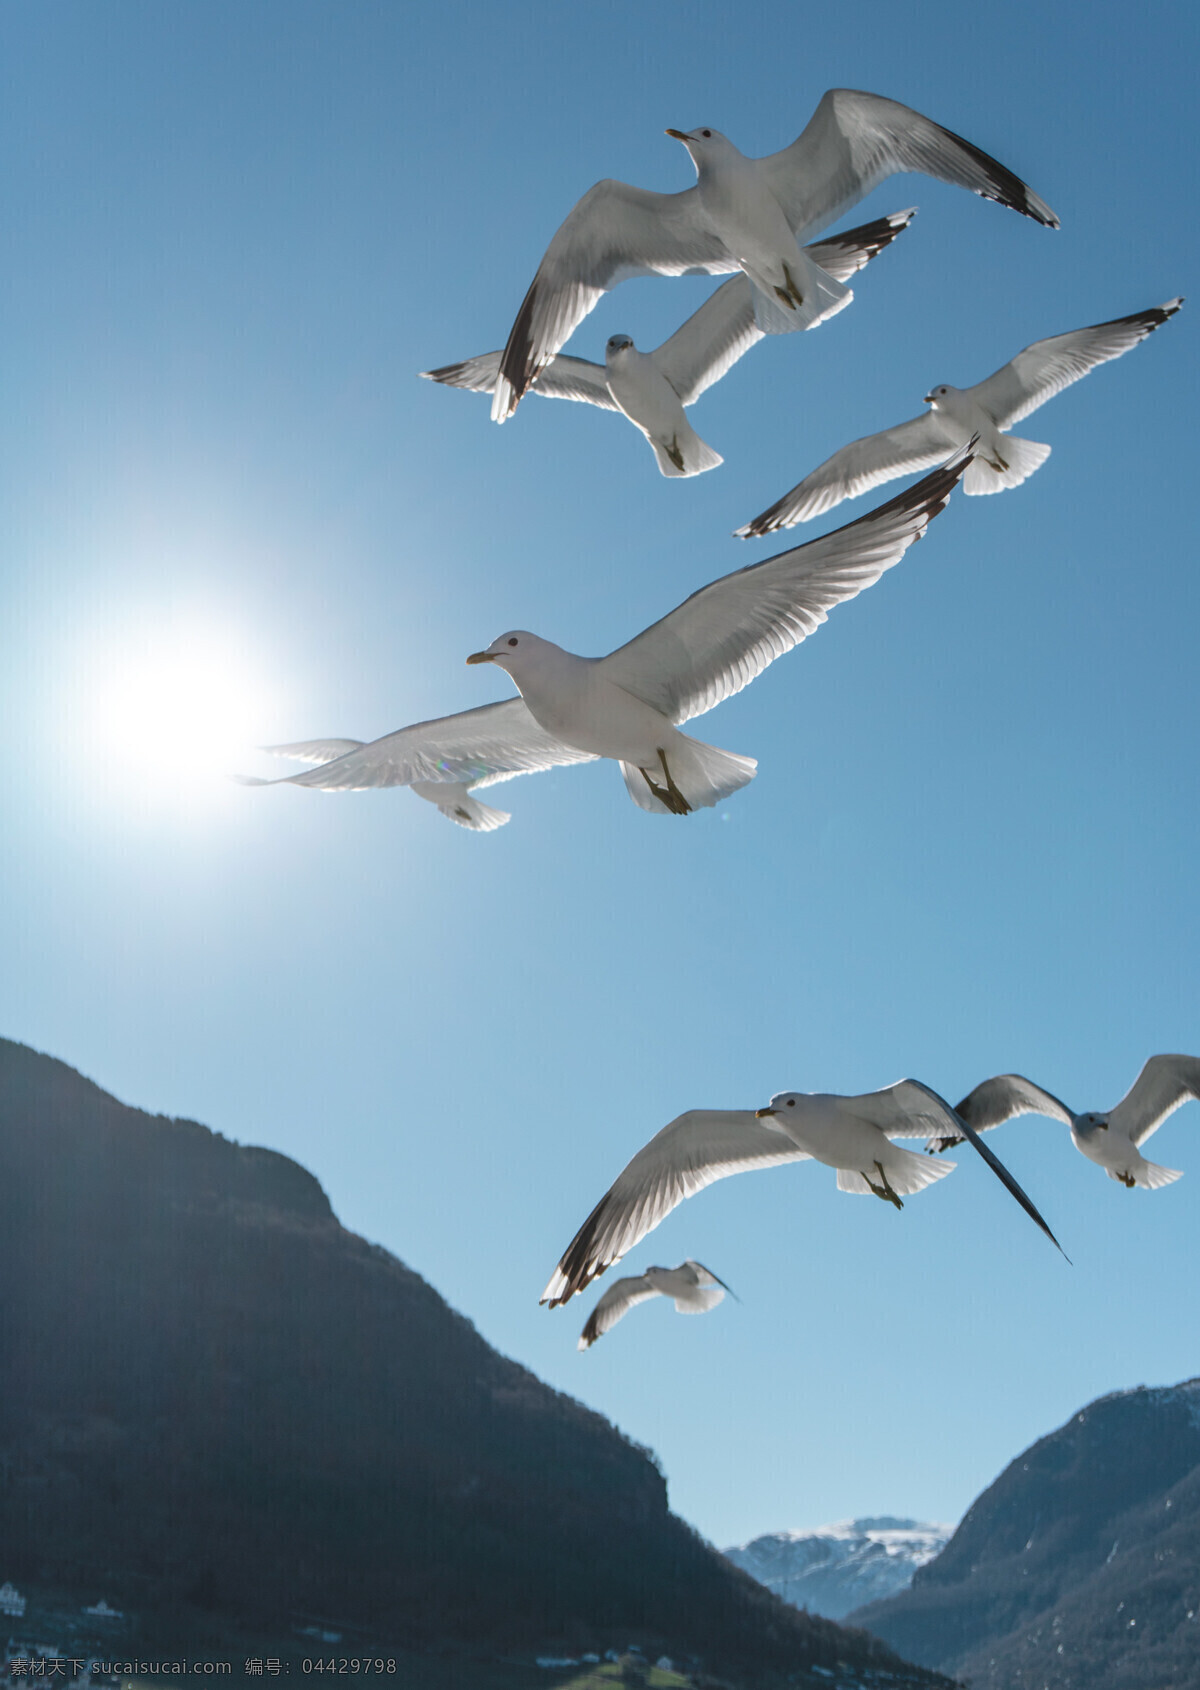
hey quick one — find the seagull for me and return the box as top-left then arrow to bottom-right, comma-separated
238,740 -> 513,830
240,450 -> 968,822
490,89 -> 1057,419
422,211 -> 915,477
577,1260 -> 736,1350
464,447 -> 972,817
542,1079 -> 1063,1308
928,1054 -> 1200,1190
242,448 -> 969,823
735,298 -> 1184,534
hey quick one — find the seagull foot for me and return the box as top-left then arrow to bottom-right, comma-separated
778,261 -> 805,308
640,763 -> 692,816
1118,1171 -> 1136,1188
658,749 -> 693,815
865,1161 -> 904,1210
665,436 -> 685,473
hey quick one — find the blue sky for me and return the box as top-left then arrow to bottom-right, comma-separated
2,1 -> 1197,1549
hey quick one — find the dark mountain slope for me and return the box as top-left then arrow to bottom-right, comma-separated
0,1038 -> 948,1685
850,1380 -> 1200,1688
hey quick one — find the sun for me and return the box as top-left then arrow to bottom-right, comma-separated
83,619 -> 279,804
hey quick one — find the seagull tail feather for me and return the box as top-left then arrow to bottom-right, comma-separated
747,248 -> 853,335
618,737 -> 756,816
649,426 -> 724,479
674,1287 -> 725,1314
1126,1158 -> 1184,1190
964,435 -> 1050,495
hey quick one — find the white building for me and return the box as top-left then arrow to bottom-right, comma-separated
0,1584 -> 25,1618
82,1600 -> 123,1621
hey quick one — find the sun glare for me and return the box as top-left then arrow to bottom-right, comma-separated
84,623 -> 279,805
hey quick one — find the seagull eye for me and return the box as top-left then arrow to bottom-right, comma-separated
787,1099 -> 795,1107
507,637 -> 519,647
701,129 -> 711,138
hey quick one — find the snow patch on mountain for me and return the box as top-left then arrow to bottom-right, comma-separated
724,1517 -> 953,1622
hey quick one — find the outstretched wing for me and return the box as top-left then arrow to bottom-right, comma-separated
599,445 -> 971,726
971,299 -> 1184,429
262,738 -> 367,764
761,89 -> 1058,240
493,177 -> 733,421
577,1275 -> 661,1349
734,413 -> 959,536
1109,1054 -> 1200,1146
846,1077 -> 976,1142
804,207 -> 919,283
541,1110 -> 810,1307
239,697 -> 596,793
943,1074 -> 1075,1152
869,1078 -> 1066,1255
655,208 -> 917,407
421,350 -> 620,411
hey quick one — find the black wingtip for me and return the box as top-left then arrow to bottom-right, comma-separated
1108,298 -> 1186,336
839,438 -> 975,536
420,361 -> 467,383
934,117 -> 1060,228
495,274 -> 542,420
733,503 -> 785,541
952,1108 -> 1069,1260
545,1192 -> 616,1306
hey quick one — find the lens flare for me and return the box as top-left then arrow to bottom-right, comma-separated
77,619 -> 279,809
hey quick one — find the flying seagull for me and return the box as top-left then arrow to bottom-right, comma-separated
736,298 -> 1183,534
542,1079 -> 1063,1308
927,1054 -> 1200,1190
577,1260 -> 735,1350
239,740 -> 512,831
243,447 -> 972,823
491,89 -> 1057,420
422,211 -> 915,477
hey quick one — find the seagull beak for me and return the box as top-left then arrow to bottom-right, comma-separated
923,393 -> 936,404
665,128 -> 690,142
755,1107 -> 778,1118
465,651 -> 494,665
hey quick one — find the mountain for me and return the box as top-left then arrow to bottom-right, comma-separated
724,1520 -> 952,1621
849,1379 -> 1200,1689
0,1037 -> 953,1687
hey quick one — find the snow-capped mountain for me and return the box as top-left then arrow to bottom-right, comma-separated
724,1517 -> 953,1621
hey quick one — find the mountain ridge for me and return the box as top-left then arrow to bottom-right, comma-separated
724,1519 -> 952,1621
0,1036 -> 951,1687
849,1377 -> 1200,1688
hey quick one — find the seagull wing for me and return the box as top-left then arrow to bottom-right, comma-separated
577,1275 -> 661,1349
261,738 -> 367,764
654,209 -> 917,407
804,207 -> 919,283
948,1074 -> 1075,1149
541,1111 -> 810,1306
493,178 -> 732,421
855,1078 -> 1066,1255
734,413 -> 959,537
760,89 -> 1058,239
846,1077 -> 978,1142
651,276 -> 762,406
599,445 -> 970,726
1108,1054 -> 1200,1146
421,350 -> 620,411
237,697 -> 596,793
970,299 -> 1184,429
